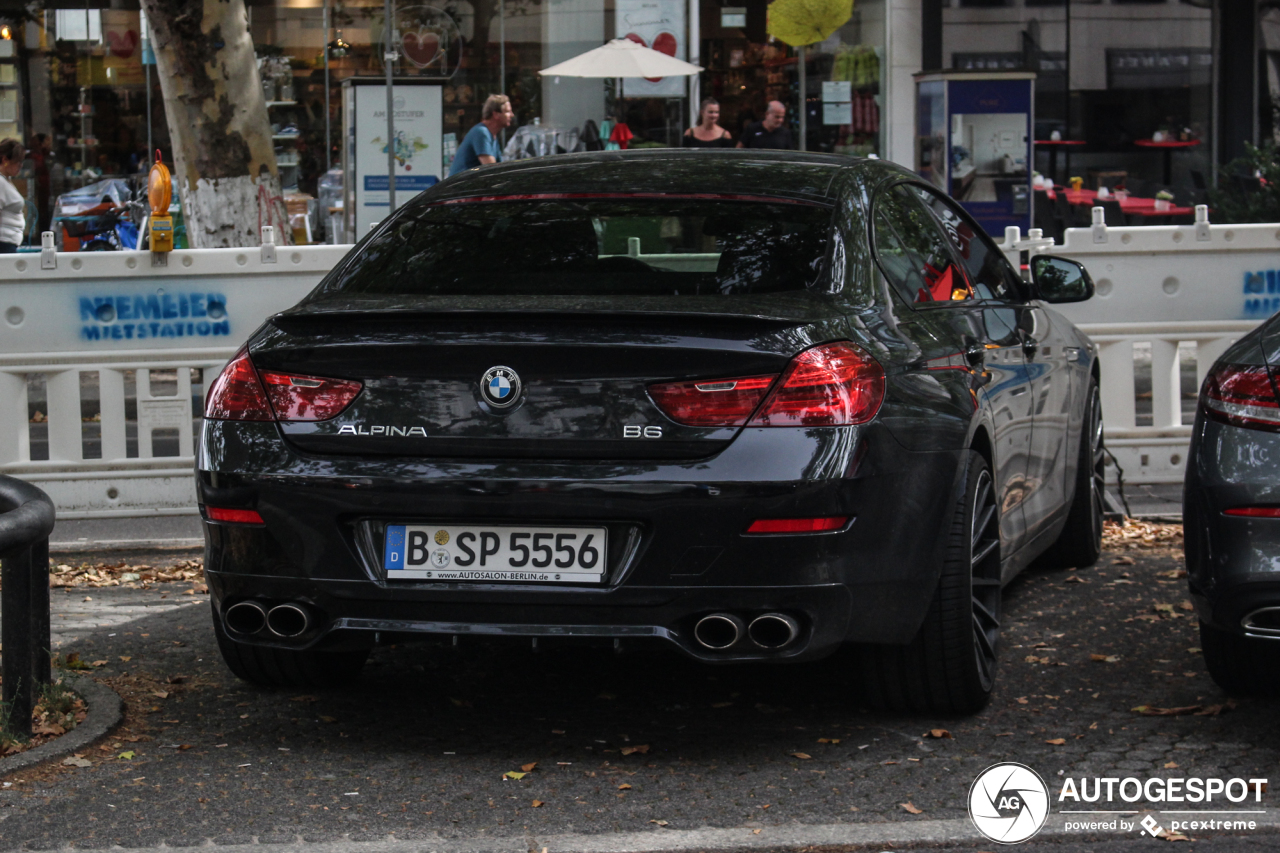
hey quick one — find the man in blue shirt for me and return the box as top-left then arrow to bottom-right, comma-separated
449,94 -> 514,176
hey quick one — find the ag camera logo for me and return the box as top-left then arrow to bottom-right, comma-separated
969,762 -> 1051,844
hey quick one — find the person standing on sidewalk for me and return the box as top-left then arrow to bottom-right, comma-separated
737,101 -> 793,150
449,95 -> 515,176
683,98 -> 734,148
0,138 -> 26,253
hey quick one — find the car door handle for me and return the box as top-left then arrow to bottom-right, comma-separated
964,343 -> 986,366
1021,336 -> 1039,357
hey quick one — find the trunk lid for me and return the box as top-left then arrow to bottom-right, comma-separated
251,296 -> 850,460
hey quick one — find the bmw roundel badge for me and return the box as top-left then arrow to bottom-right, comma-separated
479,365 -> 522,409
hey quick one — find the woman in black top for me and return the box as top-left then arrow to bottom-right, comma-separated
683,98 -> 734,148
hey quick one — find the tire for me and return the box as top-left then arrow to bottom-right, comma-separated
212,607 -> 368,688
1200,620 -> 1280,697
858,450 -> 1002,714
1036,377 -> 1104,570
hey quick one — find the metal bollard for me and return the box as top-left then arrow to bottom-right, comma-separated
0,476 -> 56,738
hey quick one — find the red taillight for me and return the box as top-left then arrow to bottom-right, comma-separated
205,506 -> 265,524
1224,506 -> 1280,518
1202,363 -> 1280,432
648,375 -> 778,427
204,348 -> 362,422
746,516 -> 848,534
259,371 -> 363,422
204,348 -> 273,421
749,342 -> 884,427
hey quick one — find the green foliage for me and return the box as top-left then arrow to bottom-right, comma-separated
1207,141 -> 1280,224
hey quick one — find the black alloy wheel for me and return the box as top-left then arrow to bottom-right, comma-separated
1037,377 -> 1105,570
969,464 -> 1002,693
858,451 -> 1002,714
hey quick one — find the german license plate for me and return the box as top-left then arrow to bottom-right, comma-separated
383,524 -> 608,583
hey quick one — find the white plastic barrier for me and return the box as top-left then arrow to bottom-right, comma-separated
1,228 -> 351,518
3,211 -> 1277,517
999,206 -> 1272,485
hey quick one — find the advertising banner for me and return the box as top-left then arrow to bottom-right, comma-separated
616,0 -> 686,98
351,84 -> 443,237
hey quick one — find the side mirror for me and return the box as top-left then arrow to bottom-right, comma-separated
1031,255 -> 1094,303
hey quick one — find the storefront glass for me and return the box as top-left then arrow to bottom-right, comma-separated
942,1 -> 1213,201
697,0 -> 884,155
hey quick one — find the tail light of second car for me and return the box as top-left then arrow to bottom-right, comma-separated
1201,363 -> 1280,433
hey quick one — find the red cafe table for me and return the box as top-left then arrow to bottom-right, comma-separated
1044,187 -> 1194,221
1034,139 -> 1086,185
1134,138 -> 1201,186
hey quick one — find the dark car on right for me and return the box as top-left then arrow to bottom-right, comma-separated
1185,309 -> 1280,694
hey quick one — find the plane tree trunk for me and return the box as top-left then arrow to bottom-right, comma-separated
139,0 -> 290,247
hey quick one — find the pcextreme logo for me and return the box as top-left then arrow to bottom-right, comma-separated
968,764 -> 1270,843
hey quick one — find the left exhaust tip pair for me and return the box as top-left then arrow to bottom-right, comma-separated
224,600 -> 313,638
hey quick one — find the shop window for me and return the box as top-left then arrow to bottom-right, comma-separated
54,10 -> 101,42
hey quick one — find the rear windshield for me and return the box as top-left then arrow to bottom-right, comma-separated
311,196 -> 833,298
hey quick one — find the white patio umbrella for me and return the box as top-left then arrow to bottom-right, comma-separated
539,39 -> 703,148
538,38 -> 703,79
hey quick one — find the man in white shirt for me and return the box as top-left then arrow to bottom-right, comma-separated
0,138 -> 26,253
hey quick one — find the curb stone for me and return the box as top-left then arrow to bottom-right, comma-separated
0,673 -> 123,777
49,537 -> 204,554
0,813 -> 1274,853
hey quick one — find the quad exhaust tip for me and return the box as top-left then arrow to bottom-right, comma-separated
224,600 -> 267,635
694,613 -> 745,650
267,603 -> 313,638
1242,606 -> 1280,637
748,613 -> 800,649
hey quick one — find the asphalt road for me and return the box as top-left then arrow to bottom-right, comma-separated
1,539 -> 1277,852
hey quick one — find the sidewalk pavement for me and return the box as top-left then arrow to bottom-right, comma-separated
3,534 -> 1277,852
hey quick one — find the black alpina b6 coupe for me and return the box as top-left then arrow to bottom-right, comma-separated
198,151 -> 1101,713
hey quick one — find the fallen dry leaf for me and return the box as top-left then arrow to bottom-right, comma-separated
620,744 -> 650,756
151,691 -> 169,699
531,800 -> 544,808
923,729 -> 953,739
1164,761 -> 1179,769
1113,556 -> 1136,565
618,783 -> 632,790
789,752 -> 812,760
521,762 -> 538,773
503,771 -> 527,780
900,802 -> 923,815
1090,654 -> 1120,663
62,757 -> 91,767
817,737 -> 841,744
1045,738 -> 1066,746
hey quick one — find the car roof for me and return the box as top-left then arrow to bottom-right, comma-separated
423,149 -> 912,206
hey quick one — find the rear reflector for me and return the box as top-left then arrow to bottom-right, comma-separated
1223,506 -> 1280,518
750,342 -> 884,427
206,507 -> 265,524
746,516 -> 848,534
648,374 -> 778,427
1202,363 -> 1280,432
259,370 -> 363,422
205,347 -> 362,422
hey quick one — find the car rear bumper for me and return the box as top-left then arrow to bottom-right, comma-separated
1184,416 -> 1280,636
198,420 -> 968,661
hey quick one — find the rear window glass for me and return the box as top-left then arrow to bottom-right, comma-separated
310,197 -> 833,298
